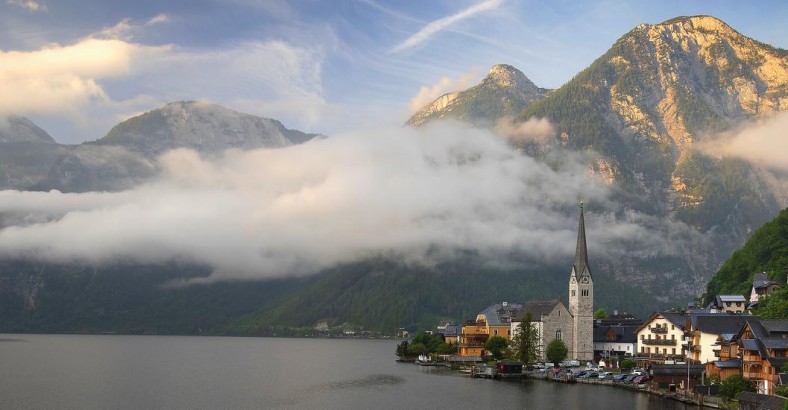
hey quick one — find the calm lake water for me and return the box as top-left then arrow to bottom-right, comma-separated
0,334 -> 693,409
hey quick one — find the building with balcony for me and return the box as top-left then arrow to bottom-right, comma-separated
635,311 -> 688,366
686,313 -> 749,364
738,319 -> 788,395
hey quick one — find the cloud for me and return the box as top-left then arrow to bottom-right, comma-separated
0,38 -> 170,116
5,0 -> 46,12
409,70 -> 479,112
696,111 -> 788,172
0,123 -> 700,282
391,0 -> 504,53
146,14 -> 169,25
493,116 -> 556,144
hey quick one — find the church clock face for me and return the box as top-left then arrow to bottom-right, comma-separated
582,277 -> 589,284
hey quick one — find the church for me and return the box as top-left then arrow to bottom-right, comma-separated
456,203 -> 594,362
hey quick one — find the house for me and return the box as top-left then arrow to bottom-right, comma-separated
737,392 -> 787,410
649,364 -> 705,393
457,302 -> 523,358
635,311 -> 687,366
595,310 -> 642,326
705,333 -> 742,382
708,295 -> 747,314
593,325 -> 638,363
738,319 -> 788,395
686,313 -> 749,364
750,273 -> 782,309
511,300 -> 573,360
441,324 -> 461,345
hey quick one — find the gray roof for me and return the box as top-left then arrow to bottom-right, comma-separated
593,325 -> 638,344
716,295 -> 746,303
442,325 -> 461,337
477,303 -> 525,326
651,364 -> 705,376
690,313 -> 749,336
737,392 -> 786,410
712,359 -> 741,369
635,311 -> 687,334
753,273 -> 781,289
742,339 -> 760,351
514,300 -> 563,322
761,320 -> 788,334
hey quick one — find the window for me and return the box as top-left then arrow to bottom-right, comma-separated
556,330 -> 562,341
672,348 -> 676,354
494,329 -> 498,336
671,335 -> 675,340
641,334 -> 644,340
571,290 -> 576,297
671,325 -> 674,330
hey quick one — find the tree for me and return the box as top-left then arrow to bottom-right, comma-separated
719,374 -> 755,401
395,340 -> 410,359
594,308 -> 607,319
485,336 -> 509,360
758,288 -> 788,319
511,313 -> 540,363
620,358 -> 637,371
546,338 -> 568,365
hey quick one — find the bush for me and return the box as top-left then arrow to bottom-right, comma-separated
620,359 -> 637,370
719,374 -> 755,401
546,338 -> 568,365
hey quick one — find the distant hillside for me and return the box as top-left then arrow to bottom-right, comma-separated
95,101 -> 319,158
406,64 -> 550,127
705,207 -> 788,299
0,102 -> 319,192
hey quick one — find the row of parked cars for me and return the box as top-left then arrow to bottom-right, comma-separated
561,367 -> 650,384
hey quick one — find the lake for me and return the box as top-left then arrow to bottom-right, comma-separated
0,334 -> 693,409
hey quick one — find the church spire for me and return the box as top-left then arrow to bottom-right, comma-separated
573,201 -> 591,278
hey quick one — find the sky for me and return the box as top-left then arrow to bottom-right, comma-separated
1,0 -> 787,144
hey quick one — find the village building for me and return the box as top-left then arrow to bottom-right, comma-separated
705,333 -> 741,382
635,311 -> 687,367
511,300 -> 573,360
456,203 -> 594,361
686,313 -> 749,364
738,319 -> 788,395
708,295 -> 747,313
593,324 -> 638,363
750,273 -> 782,309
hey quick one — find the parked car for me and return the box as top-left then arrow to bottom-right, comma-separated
632,368 -> 645,376
613,374 -> 629,382
621,374 -> 638,383
583,372 -> 599,379
574,370 -> 589,378
632,375 -> 650,384
598,372 -> 613,380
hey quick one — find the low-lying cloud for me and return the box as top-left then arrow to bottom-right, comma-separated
697,111 -> 788,172
0,124 -> 699,281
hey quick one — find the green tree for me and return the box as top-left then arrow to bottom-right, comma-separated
485,336 -> 509,360
407,342 -> 426,356
511,314 -> 540,363
395,340 -> 410,359
620,358 -> 637,371
758,288 -> 788,319
594,308 -> 607,319
719,374 -> 755,401
546,338 -> 568,365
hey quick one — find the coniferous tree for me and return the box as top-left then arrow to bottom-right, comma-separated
511,313 -> 540,363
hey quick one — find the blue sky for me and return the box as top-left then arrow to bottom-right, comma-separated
2,0 -> 787,143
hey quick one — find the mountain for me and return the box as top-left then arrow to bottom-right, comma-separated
94,101 -> 320,158
0,115 -> 55,144
406,64 -> 550,127
0,102 -> 319,192
408,16 -> 788,302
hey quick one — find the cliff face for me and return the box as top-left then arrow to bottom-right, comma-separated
406,64 -> 551,127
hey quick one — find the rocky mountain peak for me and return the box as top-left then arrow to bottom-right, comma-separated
484,64 -> 538,91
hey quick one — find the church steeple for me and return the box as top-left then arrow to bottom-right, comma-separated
572,201 -> 591,279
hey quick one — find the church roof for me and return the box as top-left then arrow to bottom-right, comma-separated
513,300 -> 564,322
572,202 -> 592,279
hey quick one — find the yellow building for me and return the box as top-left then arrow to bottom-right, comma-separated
457,302 -> 521,358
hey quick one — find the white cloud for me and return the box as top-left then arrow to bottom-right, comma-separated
0,123 -> 699,282
391,0 -> 504,53
146,14 -> 169,25
493,116 -> 556,144
696,111 -> 788,172
409,70 -> 479,112
0,38 -> 170,116
5,0 -> 46,12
